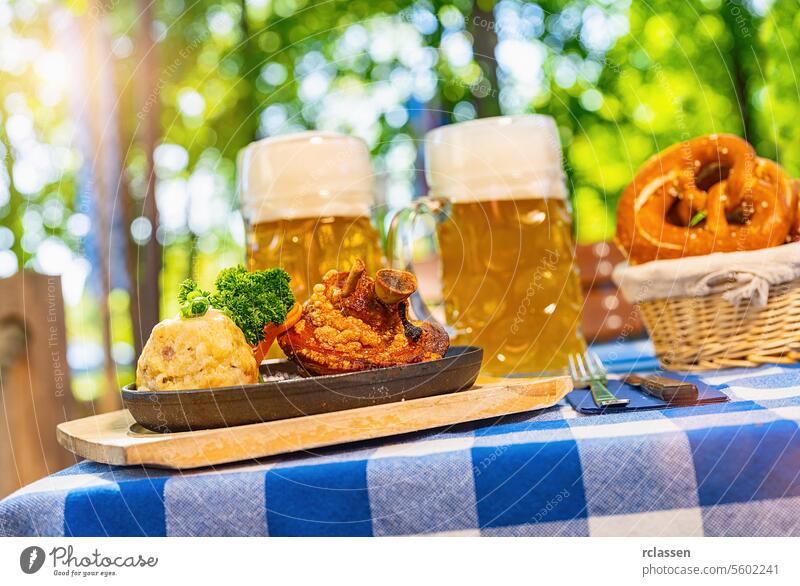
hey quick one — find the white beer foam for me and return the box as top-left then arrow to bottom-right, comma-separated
425,115 -> 567,201
238,131 -> 376,224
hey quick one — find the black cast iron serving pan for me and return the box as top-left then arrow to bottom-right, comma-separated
122,345 -> 482,433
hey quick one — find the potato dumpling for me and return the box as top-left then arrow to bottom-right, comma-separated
136,309 -> 258,391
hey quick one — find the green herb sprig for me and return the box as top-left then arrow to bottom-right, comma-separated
176,266 -> 295,345
178,279 -> 211,319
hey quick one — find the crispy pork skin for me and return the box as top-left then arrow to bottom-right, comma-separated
278,262 -> 449,375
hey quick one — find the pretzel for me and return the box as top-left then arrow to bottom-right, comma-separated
616,134 -> 796,264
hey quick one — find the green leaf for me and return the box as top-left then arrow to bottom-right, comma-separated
689,210 -> 708,227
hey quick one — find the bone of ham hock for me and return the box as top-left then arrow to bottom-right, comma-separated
277,259 -> 450,375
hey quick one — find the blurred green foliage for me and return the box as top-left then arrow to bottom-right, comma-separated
0,0 -> 790,399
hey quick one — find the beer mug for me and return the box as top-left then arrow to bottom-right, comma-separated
239,132 -> 385,356
388,115 -> 585,375
239,131 -> 385,293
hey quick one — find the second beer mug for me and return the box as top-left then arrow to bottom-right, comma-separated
239,131 -> 385,299
389,115 -> 585,376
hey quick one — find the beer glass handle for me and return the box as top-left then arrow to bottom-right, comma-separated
386,197 -> 453,334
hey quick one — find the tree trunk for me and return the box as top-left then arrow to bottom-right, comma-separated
239,0 -> 263,143
118,135 -> 143,360
721,1 -> 757,143
80,6 -> 120,412
134,0 -> 162,348
469,0 -> 501,118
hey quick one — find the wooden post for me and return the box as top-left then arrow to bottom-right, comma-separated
0,272 -> 78,498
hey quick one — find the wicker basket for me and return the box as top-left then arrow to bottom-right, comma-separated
637,278 -> 800,370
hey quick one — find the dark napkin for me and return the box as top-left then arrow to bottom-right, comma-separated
566,374 -> 729,415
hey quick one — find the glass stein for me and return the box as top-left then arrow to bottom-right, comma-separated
388,115 -> 586,375
239,131 -> 385,357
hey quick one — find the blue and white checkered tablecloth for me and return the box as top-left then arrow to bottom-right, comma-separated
2,341 -> 799,537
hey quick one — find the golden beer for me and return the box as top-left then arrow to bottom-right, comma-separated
247,215 -> 384,300
239,132 -> 384,358
437,198 -> 584,375
409,114 -> 586,375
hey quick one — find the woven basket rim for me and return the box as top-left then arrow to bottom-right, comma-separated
638,277 -> 800,370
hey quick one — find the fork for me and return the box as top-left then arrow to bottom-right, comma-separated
568,351 -> 630,408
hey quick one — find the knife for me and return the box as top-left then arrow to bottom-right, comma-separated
620,373 -> 699,403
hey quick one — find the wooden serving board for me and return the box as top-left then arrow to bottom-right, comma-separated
57,375 -> 571,469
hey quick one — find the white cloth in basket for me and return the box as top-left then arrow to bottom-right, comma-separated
612,241 -> 800,308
